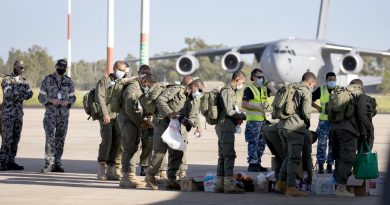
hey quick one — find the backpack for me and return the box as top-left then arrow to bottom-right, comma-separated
139,83 -> 166,115
200,89 -> 221,125
327,85 -> 360,123
271,83 -> 298,120
365,95 -> 377,119
82,88 -> 101,120
109,77 -> 135,113
0,77 -> 3,108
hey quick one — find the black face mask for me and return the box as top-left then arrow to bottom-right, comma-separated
13,67 -> 24,76
56,68 -> 66,75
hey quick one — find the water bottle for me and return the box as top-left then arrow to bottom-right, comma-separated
235,125 -> 241,134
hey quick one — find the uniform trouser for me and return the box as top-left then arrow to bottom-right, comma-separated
98,119 -> 122,166
244,121 -> 267,165
316,120 -> 333,165
263,124 -> 285,180
130,128 -> 153,170
302,129 -> 313,172
278,128 -> 304,187
216,124 -> 236,177
0,114 -> 23,164
147,119 -> 186,180
118,115 -> 141,173
332,129 -> 357,185
43,114 -> 69,165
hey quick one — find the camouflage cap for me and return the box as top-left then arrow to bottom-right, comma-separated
56,59 -> 67,68
14,60 -> 24,68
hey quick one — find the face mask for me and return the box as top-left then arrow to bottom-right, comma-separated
115,70 -> 125,79
236,83 -> 244,90
255,78 -> 264,87
327,81 -> 336,89
192,90 -> 201,99
56,68 -> 66,76
141,86 -> 149,93
13,67 -> 23,76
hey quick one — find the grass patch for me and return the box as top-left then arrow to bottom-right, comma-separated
24,89 -> 86,108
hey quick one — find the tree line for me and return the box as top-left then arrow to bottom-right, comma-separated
0,38 -> 389,93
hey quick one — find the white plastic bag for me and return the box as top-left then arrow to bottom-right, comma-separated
256,173 -> 267,191
161,119 -> 186,151
203,172 -> 217,192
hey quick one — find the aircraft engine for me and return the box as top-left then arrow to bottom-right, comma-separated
221,51 -> 244,72
340,51 -> 363,74
175,54 -> 199,75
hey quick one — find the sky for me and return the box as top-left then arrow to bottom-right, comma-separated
0,0 -> 389,63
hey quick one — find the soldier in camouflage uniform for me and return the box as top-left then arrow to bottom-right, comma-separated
118,65 -> 151,188
276,72 -> 316,197
145,77 -> 203,190
332,79 -> 367,198
242,68 -> 274,172
312,72 -> 337,174
0,60 -> 33,171
214,71 -> 247,194
95,61 -> 128,180
38,59 -> 76,173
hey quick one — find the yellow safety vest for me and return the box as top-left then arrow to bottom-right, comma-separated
319,85 -> 330,121
246,84 -> 268,121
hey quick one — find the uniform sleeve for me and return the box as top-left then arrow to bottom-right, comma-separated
311,87 -> 321,102
242,87 -> 254,101
21,81 -> 33,101
38,78 -> 49,105
183,98 -> 199,128
302,91 -> 312,123
123,84 -> 143,125
96,78 -> 109,116
68,80 -> 76,106
2,78 -> 15,101
221,87 -> 242,119
356,92 -> 367,136
156,87 -> 180,118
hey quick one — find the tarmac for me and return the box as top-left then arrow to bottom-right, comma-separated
0,108 -> 389,205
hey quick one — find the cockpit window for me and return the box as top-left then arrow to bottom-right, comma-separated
274,49 -> 296,55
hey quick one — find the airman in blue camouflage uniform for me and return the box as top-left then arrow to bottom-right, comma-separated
38,59 -> 76,173
0,60 -> 33,171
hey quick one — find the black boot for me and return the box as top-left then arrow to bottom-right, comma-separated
7,162 -> 24,170
0,162 -> 9,171
247,164 -> 260,172
326,164 -> 333,174
318,164 -> 324,174
52,164 -> 65,172
257,164 -> 268,172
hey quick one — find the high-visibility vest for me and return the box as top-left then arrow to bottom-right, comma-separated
319,85 -> 330,121
246,84 -> 268,121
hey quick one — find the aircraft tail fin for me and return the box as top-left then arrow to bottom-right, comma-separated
316,0 -> 329,40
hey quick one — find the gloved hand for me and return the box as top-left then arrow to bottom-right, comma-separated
178,116 -> 193,132
262,76 -> 269,86
240,113 -> 247,121
304,120 -> 310,129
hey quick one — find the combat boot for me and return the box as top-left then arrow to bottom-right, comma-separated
223,177 -> 245,194
165,179 -> 181,190
97,162 -> 107,180
177,170 -> 187,180
214,176 -> 224,193
41,163 -> 53,173
106,165 -> 120,180
326,163 -> 333,174
247,164 -> 260,172
7,162 -> 24,171
140,166 -> 147,176
257,164 -> 268,172
119,172 -> 136,188
335,184 -> 355,198
318,164 -> 324,174
285,187 -> 308,197
275,180 -> 287,194
0,162 -> 9,171
159,170 -> 167,180
129,172 -> 146,188
145,174 -> 159,190
52,164 -> 65,172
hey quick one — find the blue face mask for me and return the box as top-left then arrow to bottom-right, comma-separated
142,86 -> 149,93
192,90 -> 201,99
327,81 -> 337,89
115,70 -> 125,79
255,78 -> 264,87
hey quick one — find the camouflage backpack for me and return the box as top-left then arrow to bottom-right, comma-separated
0,76 -> 3,108
139,83 -> 166,115
200,88 -> 221,125
82,88 -> 101,120
327,85 -> 360,123
109,77 -> 135,113
271,83 -> 299,120
365,95 -> 377,119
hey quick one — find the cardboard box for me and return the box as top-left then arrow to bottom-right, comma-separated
369,176 -> 385,196
180,177 -> 204,192
315,174 -> 335,195
347,176 -> 369,196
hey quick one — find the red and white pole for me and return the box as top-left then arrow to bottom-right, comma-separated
106,0 -> 114,76
67,0 -> 72,77
140,0 -> 150,66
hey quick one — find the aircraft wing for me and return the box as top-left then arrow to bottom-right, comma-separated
322,43 -> 390,57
